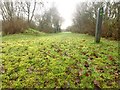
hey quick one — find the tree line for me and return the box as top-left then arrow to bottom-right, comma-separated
0,0 -> 62,35
66,1 -> 119,40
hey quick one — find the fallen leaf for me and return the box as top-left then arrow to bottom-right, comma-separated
0,65 -> 5,74
84,61 -> 89,68
85,72 -> 89,76
109,56 -> 113,60
94,80 -> 101,89
75,78 -> 80,84
78,68 -> 82,76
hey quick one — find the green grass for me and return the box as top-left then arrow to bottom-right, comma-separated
1,32 -> 119,88
23,28 -> 46,35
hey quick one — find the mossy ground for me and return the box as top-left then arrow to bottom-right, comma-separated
1,32 -> 119,88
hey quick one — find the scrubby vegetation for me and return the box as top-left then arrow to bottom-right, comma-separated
1,1 -> 62,35
1,33 -> 119,88
66,2 -> 119,40
23,28 -> 45,35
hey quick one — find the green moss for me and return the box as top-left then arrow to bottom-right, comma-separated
1,32 -> 118,88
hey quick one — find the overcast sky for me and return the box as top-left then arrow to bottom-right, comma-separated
46,0 -> 118,29
47,0 -> 81,29
1,0 -> 118,29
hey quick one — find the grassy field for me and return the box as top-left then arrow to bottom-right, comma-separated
1,32 -> 119,88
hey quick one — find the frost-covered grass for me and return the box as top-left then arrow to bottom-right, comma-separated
1,32 -> 119,88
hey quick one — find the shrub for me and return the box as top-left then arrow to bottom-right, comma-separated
2,17 -> 28,35
23,28 -> 45,35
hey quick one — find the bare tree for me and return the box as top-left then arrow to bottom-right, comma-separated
70,1 -> 119,40
0,1 -> 15,21
21,0 -> 37,25
35,5 -> 63,33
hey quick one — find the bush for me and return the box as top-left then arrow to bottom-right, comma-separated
23,28 -> 45,35
2,17 -> 28,35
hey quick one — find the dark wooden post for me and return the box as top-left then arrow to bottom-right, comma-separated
118,3 -> 120,41
95,7 -> 103,43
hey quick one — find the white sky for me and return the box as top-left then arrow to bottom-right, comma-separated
1,0 -> 118,29
46,0 -> 119,29
0,0 -> 80,29
47,0 -> 81,29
